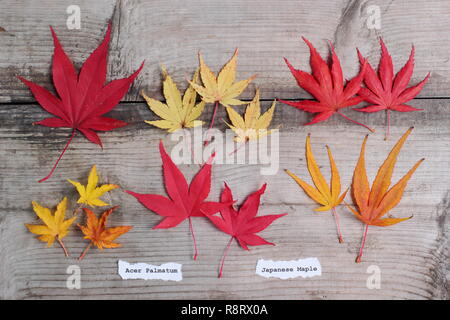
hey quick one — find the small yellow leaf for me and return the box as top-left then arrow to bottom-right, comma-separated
191,49 -> 256,107
26,197 -> 76,255
144,68 -> 205,132
68,165 -> 118,207
226,90 -> 276,142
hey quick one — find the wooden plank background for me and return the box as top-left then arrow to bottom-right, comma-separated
0,0 -> 448,299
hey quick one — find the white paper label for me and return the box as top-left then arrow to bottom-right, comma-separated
255,257 -> 321,279
118,260 -> 182,281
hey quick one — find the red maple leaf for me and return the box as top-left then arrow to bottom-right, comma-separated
280,37 -> 372,131
207,183 -> 286,277
18,23 -> 144,182
356,38 -> 430,140
126,141 -> 226,260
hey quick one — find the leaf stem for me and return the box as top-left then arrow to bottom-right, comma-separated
39,129 -> 76,183
356,224 -> 369,263
385,109 -> 390,141
188,217 -> 198,260
79,242 -> 92,261
57,237 -> 70,257
228,140 -> 247,156
331,207 -> 344,243
204,101 -> 219,146
218,236 -> 234,278
336,111 -> 374,133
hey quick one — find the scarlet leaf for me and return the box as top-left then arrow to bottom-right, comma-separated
126,141 -> 226,260
356,39 -> 430,139
281,37 -> 372,131
18,23 -> 144,182
208,183 -> 286,277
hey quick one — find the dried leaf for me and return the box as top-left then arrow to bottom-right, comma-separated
225,89 -> 276,143
26,197 -> 76,256
208,183 -> 286,277
68,165 -> 118,207
280,38 -> 373,131
143,67 -> 205,132
285,134 -> 347,243
346,127 -> 424,262
78,206 -> 132,260
356,38 -> 430,139
18,23 -> 144,182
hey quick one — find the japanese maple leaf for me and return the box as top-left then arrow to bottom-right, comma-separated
68,165 -> 118,207
356,38 -> 430,140
189,49 -> 256,143
26,197 -> 76,257
225,88 -> 276,143
345,127 -> 424,263
285,134 -> 347,243
207,183 -> 286,277
280,37 -> 372,131
143,67 -> 205,132
126,141 -> 226,260
78,206 -> 132,260
18,23 -> 144,182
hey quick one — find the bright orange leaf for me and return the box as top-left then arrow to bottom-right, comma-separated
346,127 -> 424,262
78,206 -> 132,260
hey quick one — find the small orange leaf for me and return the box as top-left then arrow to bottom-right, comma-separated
348,127 -> 423,263
78,206 -> 132,260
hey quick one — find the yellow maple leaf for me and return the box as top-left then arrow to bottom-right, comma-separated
68,165 -> 118,207
25,197 -> 76,256
285,134 -> 347,243
225,89 -> 276,142
189,49 -> 256,108
143,67 -> 205,132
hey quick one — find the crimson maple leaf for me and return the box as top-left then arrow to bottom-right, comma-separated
18,23 -> 144,182
355,38 -> 430,140
280,37 -> 372,131
126,141 -> 226,260
208,183 -> 286,277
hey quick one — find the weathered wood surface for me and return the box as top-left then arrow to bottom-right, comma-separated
0,0 -> 449,300
0,100 -> 448,299
1,0 -> 450,103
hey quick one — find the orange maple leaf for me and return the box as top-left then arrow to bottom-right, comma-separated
346,127 -> 424,263
78,206 -> 132,260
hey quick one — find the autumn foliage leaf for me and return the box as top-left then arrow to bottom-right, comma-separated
78,206 -> 132,260
26,197 -> 76,257
356,39 -> 430,140
280,37 -> 373,131
225,89 -> 276,143
18,23 -> 144,182
126,141 -> 227,260
68,165 -> 118,207
208,183 -> 286,277
189,49 -> 256,141
346,127 -> 424,263
285,134 -> 347,243
143,67 -> 205,132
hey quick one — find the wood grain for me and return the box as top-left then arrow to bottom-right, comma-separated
0,100 -> 448,299
1,0 -> 450,103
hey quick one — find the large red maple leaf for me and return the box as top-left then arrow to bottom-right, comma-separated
355,38 -> 430,140
208,183 -> 286,277
280,37 -> 372,131
126,141 -> 226,260
18,23 -> 144,182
